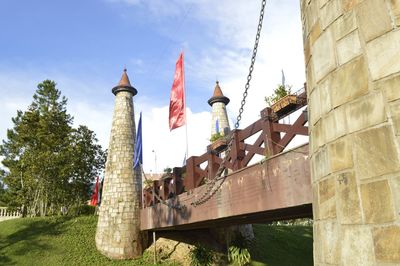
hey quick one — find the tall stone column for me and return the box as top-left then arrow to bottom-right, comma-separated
95,69 -> 144,259
209,81 -> 231,137
301,0 -> 400,264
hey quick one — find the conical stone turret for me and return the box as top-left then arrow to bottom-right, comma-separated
95,69 -> 144,259
208,81 -> 230,137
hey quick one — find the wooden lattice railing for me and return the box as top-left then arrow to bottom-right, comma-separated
143,86 -> 308,208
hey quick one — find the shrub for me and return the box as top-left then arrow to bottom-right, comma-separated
210,132 -> 223,142
228,245 -> 251,266
189,243 -> 215,266
68,205 -> 96,216
265,84 -> 292,106
228,234 -> 251,266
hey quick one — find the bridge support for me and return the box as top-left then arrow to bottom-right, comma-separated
302,0 -> 400,264
95,69 -> 145,259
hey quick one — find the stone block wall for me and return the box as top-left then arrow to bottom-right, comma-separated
301,0 -> 400,264
95,91 -> 144,259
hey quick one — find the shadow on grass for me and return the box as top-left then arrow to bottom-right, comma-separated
0,216 -> 73,264
250,225 -> 313,266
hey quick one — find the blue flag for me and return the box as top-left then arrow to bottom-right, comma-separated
216,119 -> 220,134
133,112 -> 142,169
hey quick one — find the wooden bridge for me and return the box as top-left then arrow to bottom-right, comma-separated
141,87 -> 311,231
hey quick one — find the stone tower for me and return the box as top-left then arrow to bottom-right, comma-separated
208,81 -> 230,137
301,0 -> 400,264
95,69 -> 144,259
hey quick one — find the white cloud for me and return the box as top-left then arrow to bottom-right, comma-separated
68,102 -> 113,150
135,97 -> 211,173
184,0 -> 306,130
1,0 -> 307,173
0,69 -> 212,174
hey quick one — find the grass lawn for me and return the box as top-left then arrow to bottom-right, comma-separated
0,216 -> 165,266
0,216 -> 313,265
251,224 -> 313,266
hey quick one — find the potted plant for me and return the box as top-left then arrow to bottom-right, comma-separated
265,84 -> 296,114
210,132 -> 227,152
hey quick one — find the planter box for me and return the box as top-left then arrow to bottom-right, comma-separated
210,138 -> 227,153
271,95 -> 297,115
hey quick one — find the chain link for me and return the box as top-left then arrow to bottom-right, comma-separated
190,0 -> 267,207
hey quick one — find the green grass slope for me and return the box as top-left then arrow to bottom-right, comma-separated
0,216 -> 160,266
0,216 -> 313,266
251,224 -> 313,266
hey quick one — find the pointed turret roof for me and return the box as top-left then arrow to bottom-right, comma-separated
212,81 -> 224,97
112,68 -> 137,96
208,81 -> 230,106
118,68 -> 132,87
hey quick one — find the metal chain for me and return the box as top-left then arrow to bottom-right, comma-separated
190,0 -> 267,207
235,0 -> 266,129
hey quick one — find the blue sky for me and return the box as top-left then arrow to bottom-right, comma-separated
0,0 -> 306,174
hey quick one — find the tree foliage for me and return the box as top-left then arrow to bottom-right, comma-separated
0,80 -> 105,216
0,169 -> 11,206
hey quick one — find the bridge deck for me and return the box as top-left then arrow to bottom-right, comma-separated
140,144 -> 311,231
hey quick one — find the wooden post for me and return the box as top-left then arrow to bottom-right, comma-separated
230,129 -> 245,171
153,231 -> 157,264
261,107 -> 281,156
185,157 -> 196,190
207,153 -> 220,179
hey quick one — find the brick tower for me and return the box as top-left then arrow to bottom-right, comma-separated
208,81 -> 230,137
95,69 -> 144,259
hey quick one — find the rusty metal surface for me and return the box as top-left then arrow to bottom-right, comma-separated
141,144 -> 311,231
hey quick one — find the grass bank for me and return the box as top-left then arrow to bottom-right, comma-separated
0,216 -> 312,265
251,224 -> 313,265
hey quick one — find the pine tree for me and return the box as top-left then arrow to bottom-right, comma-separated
0,80 -> 105,216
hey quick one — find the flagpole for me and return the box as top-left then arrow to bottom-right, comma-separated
185,108 -> 189,158
183,51 -> 189,159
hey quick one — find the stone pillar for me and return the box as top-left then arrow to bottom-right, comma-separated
208,81 -> 231,137
95,69 -> 144,259
301,0 -> 400,264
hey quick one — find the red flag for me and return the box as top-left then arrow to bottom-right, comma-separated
169,52 -> 186,130
90,177 -> 99,206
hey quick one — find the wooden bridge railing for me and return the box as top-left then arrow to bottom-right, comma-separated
143,86 -> 308,208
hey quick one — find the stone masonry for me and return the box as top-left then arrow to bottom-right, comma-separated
301,0 -> 400,264
95,69 -> 144,259
208,81 -> 231,137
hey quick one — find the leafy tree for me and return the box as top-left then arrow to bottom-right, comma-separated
67,125 -> 106,206
0,80 -> 105,216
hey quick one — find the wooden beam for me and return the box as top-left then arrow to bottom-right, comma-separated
272,123 -> 308,135
276,113 -> 308,153
140,144 -> 311,231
